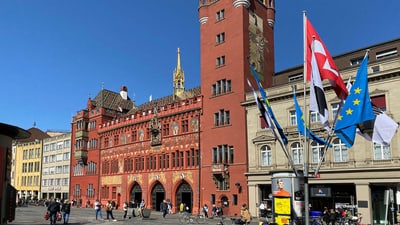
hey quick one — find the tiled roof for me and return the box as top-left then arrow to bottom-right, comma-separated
18,127 -> 50,142
92,89 -> 134,112
128,86 -> 201,114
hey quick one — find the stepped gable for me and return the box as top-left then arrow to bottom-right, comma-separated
128,86 -> 201,114
18,127 -> 50,142
92,89 -> 134,112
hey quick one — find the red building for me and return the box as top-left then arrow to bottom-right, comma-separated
70,0 -> 276,215
198,0 -> 275,215
70,49 -> 203,212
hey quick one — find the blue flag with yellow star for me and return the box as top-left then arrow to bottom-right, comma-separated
334,55 -> 375,148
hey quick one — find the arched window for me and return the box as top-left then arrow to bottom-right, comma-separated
291,142 -> 303,164
260,145 -> 272,166
333,138 -> 348,162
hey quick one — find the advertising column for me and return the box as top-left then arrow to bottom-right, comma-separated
0,123 -> 30,225
272,170 -> 304,225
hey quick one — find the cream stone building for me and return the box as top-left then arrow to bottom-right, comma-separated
244,38 -> 400,225
41,132 -> 71,201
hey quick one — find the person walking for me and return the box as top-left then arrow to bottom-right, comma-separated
61,199 -> 71,224
122,201 -> 129,220
160,200 -> 168,219
94,199 -> 103,220
47,198 -> 61,225
106,200 -> 117,221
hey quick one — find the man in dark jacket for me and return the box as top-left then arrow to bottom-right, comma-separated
160,200 -> 168,219
47,198 -> 61,225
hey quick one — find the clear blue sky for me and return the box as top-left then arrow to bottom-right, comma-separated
1,1 -> 399,132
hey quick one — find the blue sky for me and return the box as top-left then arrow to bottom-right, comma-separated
1,1 -> 399,132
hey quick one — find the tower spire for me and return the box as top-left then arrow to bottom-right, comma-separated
173,48 -> 185,100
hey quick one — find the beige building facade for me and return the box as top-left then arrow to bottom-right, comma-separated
244,38 -> 400,225
41,132 -> 71,201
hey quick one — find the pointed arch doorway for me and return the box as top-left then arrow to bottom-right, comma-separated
151,182 -> 165,211
130,183 -> 142,207
175,181 -> 193,213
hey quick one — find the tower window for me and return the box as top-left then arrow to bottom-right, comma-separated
216,56 -> 226,67
216,32 -> 225,45
214,110 -> 230,127
216,9 -> 225,21
212,79 -> 231,96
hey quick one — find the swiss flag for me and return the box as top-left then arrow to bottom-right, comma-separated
306,17 -> 348,100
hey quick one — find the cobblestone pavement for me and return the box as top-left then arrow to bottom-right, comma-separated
9,205 -> 264,225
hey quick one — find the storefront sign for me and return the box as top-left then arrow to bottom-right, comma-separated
310,187 -> 331,197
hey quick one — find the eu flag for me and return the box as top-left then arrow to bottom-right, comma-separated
294,91 -> 331,146
334,55 -> 375,148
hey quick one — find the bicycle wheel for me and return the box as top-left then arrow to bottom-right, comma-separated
179,214 -> 187,224
186,216 -> 195,224
196,214 -> 206,224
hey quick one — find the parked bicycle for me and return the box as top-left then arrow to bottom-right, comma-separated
179,211 -> 207,224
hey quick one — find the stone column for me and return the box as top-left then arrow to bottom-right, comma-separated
355,182 -> 372,225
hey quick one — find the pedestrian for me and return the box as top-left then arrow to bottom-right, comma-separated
94,199 -> 103,220
106,200 -> 117,221
138,199 -> 146,217
329,208 -> 337,225
47,198 -> 61,225
240,204 -> 252,225
168,201 -> 173,214
61,199 -> 71,224
160,200 -> 168,219
259,202 -> 267,218
179,202 -> 184,214
211,204 -> 217,217
322,206 -> 329,225
123,201 -> 129,220
202,204 -> 209,217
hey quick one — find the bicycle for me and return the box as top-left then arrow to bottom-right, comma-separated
215,216 -> 230,225
179,211 -> 196,224
194,213 -> 207,224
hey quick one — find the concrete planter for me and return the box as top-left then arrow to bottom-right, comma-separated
142,208 -> 151,218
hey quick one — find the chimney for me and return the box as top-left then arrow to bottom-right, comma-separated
120,86 -> 128,100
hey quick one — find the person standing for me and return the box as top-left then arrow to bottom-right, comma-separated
61,199 -> 71,224
259,202 -> 267,218
138,199 -> 146,217
106,200 -> 117,221
179,202 -> 184,214
94,199 -> 103,220
122,201 -> 129,220
160,200 -> 168,219
47,198 -> 61,225
240,204 -> 252,225
202,204 -> 209,218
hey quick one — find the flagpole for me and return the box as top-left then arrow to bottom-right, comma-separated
303,10 -> 310,225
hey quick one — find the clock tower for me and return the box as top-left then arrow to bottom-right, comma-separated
198,0 -> 275,215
